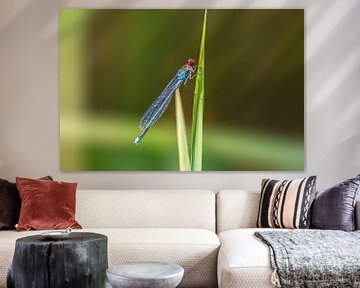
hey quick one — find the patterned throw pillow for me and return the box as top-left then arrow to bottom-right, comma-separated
257,176 -> 317,229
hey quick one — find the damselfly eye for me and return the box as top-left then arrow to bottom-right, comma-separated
187,59 -> 195,67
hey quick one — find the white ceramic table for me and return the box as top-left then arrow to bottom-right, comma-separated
106,262 -> 184,288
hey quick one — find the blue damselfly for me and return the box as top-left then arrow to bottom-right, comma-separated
134,59 -> 196,145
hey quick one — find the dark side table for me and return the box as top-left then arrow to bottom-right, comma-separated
7,232 -> 108,288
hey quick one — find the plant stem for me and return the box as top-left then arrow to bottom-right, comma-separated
191,9 -> 207,171
175,89 -> 191,171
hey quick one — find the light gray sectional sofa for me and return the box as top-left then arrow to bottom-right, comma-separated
0,189 -> 359,288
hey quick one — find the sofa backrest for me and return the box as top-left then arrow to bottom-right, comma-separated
216,190 -> 260,233
217,190 -> 360,232
76,190 -> 216,231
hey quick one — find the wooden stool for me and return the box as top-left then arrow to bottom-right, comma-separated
7,232 -> 108,288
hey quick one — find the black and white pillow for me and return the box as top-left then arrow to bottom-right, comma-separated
257,176 -> 316,229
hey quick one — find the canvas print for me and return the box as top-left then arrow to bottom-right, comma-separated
60,9 -> 304,171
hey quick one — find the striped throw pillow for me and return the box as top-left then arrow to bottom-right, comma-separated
257,176 -> 317,229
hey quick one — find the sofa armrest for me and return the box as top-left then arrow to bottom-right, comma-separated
356,200 -> 360,230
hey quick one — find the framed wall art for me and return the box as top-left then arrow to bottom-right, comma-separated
60,9 -> 304,171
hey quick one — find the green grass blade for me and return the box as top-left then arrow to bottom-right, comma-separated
175,89 -> 191,171
191,9 -> 207,171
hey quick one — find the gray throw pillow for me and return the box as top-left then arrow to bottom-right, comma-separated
311,174 -> 360,231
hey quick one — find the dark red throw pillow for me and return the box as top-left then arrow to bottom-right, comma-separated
16,177 -> 82,231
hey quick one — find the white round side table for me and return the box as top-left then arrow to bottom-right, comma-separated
106,262 -> 184,288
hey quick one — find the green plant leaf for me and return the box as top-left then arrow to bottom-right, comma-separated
175,88 -> 191,171
191,9 -> 207,171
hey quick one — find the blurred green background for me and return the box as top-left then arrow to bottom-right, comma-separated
60,9 -> 304,171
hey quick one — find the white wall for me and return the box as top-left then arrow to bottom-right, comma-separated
0,0 -> 359,190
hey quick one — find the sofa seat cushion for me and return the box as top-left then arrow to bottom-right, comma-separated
102,228 -> 220,288
0,228 -> 219,288
218,228 -> 283,288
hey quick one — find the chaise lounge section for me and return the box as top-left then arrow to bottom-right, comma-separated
216,189 -> 360,288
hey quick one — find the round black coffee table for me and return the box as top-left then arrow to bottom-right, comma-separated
106,262 -> 184,288
7,232 -> 108,288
